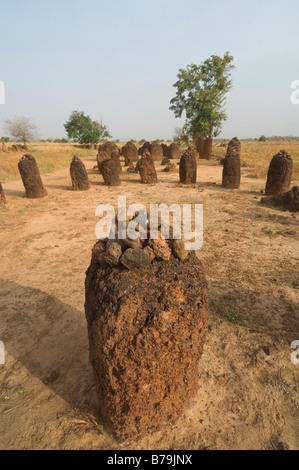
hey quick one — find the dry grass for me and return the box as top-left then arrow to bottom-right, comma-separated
215,141 -> 299,181
0,140 -> 299,184
0,142 -> 94,183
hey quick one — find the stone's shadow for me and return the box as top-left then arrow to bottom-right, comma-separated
45,184 -> 72,191
2,188 -> 25,198
0,279 -> 96,408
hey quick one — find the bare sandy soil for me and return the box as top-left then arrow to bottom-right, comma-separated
0,153 -> 298,450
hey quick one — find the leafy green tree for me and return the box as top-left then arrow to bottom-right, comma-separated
0,137 -> 10,142
170,52 -> 235,141
258,135 -> 267,142
64,110 -> 111,144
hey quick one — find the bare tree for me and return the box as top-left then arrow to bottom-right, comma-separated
4,116 -> 37,144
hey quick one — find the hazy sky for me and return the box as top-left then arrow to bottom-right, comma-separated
0,0 -> 298,140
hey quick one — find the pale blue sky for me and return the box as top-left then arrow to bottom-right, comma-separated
0,0 -> 298,140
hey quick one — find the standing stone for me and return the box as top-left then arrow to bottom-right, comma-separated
161,143 -> 169,157
202,138 -> 213,160
138,141 -> 151,156
196,137 -> 205,159
226,137 -> 241,158
149,141 -> 163,161
187,146 -> 199,165
222,151 -> 241,189
98,142 -> 120,158
0,183 -> 6,205
70,155 -> 90,191
121,142 -> 139,165
85,251 -> 209,440
167,142 -> 180,160
265,150 -> 293,196
111,151 -> 122,174
101,159 -> 121,186
138,153 -> 158,184
18,154 -> 48,199
179,151 -> 197,184
261,186 -> 299,212
97,149 -> 110,172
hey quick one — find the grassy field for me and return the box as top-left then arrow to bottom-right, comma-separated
0,141 -> 298,183
0,142 -> 93,183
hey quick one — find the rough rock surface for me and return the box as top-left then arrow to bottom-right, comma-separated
161,143 -> 169,157
202,138 -> 213,160
121,142 -> 139,165
18,154 -> 48,198
98,142 -> 120,158
138,141 -> 151,156
161,157 -> 171,166
85,248 -> 209,440
70,155 -> 90,191
138,153 -> 158,184
226,137 -> 241,158
187,146 -> 199,164
0,183 -> 6,205
222,151 -> 241,189
261,186 -> 299,212
97,149 -> 110,172
163,163 -> 177,173
196,137 -> 205,159
110,151 -> 122,174
265,150 -> 293,196
101,159 -> 121,186
167,143 -> 180,160
149,141 -> 164,161
179,151 -> 197,184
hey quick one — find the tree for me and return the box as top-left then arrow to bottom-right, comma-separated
170,52 -> 235,141
258,135 -> 267,142
64,110 -> 111,144
4,116 -> 37,144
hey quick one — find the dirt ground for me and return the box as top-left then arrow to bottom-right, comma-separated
0,153 -> 298,450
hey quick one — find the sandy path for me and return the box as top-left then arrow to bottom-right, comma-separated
0,154 -> 298,450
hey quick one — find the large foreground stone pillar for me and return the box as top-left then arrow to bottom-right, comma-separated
85,243 -> 208,440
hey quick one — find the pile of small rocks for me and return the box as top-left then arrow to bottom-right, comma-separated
92,228 -> 189,271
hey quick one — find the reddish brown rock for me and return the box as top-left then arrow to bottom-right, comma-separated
138,154 -> 158,184
222,151 -> 241,189
163,163 -> 177,173
187,146 -> 199,164
121,142 -> 139,166
202,138 -> 213,160
98,142 -> 120,158
261,186 -> 299,212
70,155 -> 90,191
85,251 -> 209,440
226,137 -> 241,158
138,141 -> 151,157
0,183 -> 6,205
101,159 -> 121,186
265,150 -> 293,196
167,142 -> 180,160
97,149 -> 111,172
161,143 -> 169,157
18,154 -> 48,198
149,141 -> 163,161
196,137 -> 205,159
161,157 -> 171,166
179,151 -> 197,184
111,151 -> 122,174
